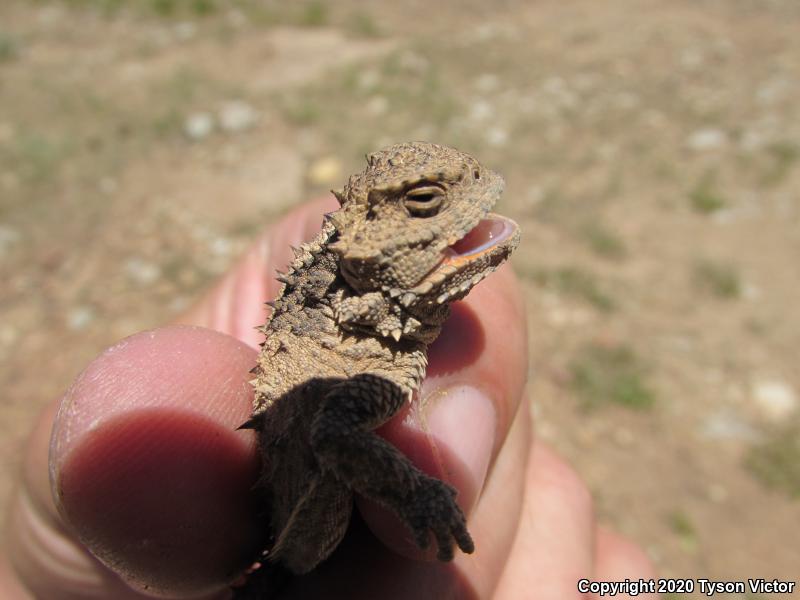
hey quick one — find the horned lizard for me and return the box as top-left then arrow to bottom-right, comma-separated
242,142 -> 519,587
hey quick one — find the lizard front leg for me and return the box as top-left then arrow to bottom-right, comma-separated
309,373 -> 474,560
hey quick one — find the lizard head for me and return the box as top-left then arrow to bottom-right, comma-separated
329,142 -> 519,319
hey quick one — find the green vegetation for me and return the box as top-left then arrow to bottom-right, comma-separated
689,173 -> 726,214
0,32 -> 18,62
282,99 -> 322,126
61,0 -> 218,17
569,343 -> 656,410
762,141 -> 799,185
693,259 -> 741,299
347,10 -> 382,38
746,420 -> 800,499
298,1 -> 328,26
581,222 -> 627,260
666,509 -> 697,552
531,267 -> 616,312
278,46 -> 461,152
6,132 -> 71,184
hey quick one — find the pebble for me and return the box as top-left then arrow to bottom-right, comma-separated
307,156 -> 343,186
67,306 -> 95,331
756,78 -> 791,106
752,379 -> 797,421
701,410 -> 758,441
474,73 -> 500,93
125,257 -> 162,286
468,100 -> 494,122
184,112 -> 214,141
485,126 -> 509,147
169,297 -> 190,313
356,69 -> 380,92
397,50 -> 429,74
526,185 -> 545,205
365,96 -> 389,116
680,48 -> 704,71
173,22 -> 197,42
0,225 -> 21,257
218,101 -> 259,133
687,128 -> 728,152
739,129 -> 769,152
98,177 -> 118,195
209,236 -> 232,257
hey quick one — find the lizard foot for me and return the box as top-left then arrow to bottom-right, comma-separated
399,475 -> 475,561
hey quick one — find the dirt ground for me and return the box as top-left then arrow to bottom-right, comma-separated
1,0 -> 798,597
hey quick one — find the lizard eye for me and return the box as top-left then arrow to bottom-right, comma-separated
403,184 -> 445,218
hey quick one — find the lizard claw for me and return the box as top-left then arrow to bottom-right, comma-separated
401,476 -> 474,561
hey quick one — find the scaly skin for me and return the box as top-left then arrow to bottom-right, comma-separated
246,142 -> 520,580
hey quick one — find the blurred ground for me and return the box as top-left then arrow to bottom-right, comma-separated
1,0 -> 798,596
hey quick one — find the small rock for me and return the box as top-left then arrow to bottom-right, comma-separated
308,156 -> 343,186
486,126 -> 508,147
687,128 -> 728,152
701,410 -> 758,441
125,257 -> 162,286
356,69 -> 380,92
226,9 -> 247,27
37,5 -> 65,27
474,73 -> 500,93
756,78 -> 791,106
680,48 -> 704,71
184,112 -> 214,140
752,379 -> 797,421
526,185 -> 545,205
169,297 -> 190,313
397,50 -> 429,74
468,100 -> 494,122
218,101 -> 259,133
612,91 -> 639,111
67,306 -> 95,331
98,177 -> 118,195
0,225 -> 21,257
173,22 -> 197,42
739,129 -> 769,152
365,96 -> 389,116
544,304 -> 592,327
209,236 -> 232,257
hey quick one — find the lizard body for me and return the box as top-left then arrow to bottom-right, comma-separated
246,141 -> 519,581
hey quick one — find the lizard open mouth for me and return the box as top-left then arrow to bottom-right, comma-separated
407,213 -> 519,301
444,213 -> 519,264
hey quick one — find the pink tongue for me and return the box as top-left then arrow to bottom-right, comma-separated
450,218 -> 507,256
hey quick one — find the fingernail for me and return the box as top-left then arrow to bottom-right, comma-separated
425,385 -> 497,497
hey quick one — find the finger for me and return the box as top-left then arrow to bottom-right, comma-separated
593,527 -> 657,598
494,439 -> 596,600
34,326 -> 261,598
177,196 -> 338,347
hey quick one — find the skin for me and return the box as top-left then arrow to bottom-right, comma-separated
0,197 -> 656,599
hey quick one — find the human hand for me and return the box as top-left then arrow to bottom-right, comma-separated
1,197 -> 655,599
